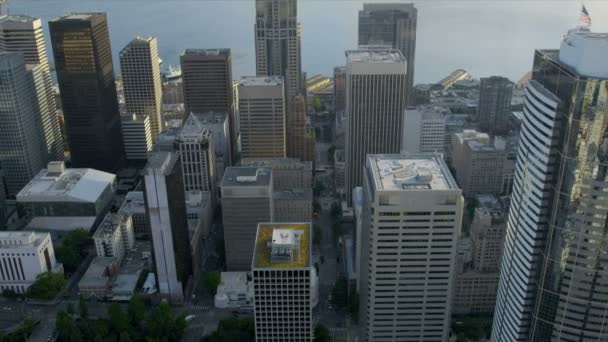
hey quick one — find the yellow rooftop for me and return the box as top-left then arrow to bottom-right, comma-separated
253,223 -> 310,269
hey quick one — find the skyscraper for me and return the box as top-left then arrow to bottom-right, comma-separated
492,28 -> 608,341
0,15 -> 63,162
120,36 -> 163,141
358,3 -> 417,105
254,0 -> 302,98
180,49 -> 235,164
221,167 -> 272,271
333,66 -> 346,113
478,76 -> 513,135
344,49 -> 407,203
238,76 -> 286,159
176,113 -> 216,196
0,52 -> 46,196
49,13 -> 124,172
287,95 -> 315,163
120,113 -> 153,163
359,154 -> 463,341
401,105 -> 447,154
252,223 -> 313,341
144,151 -> 193,302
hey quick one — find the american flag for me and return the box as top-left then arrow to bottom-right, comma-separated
580,5 -> 592,26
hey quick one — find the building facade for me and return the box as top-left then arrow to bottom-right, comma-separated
493,28 -> 608,342
144,152 -> 193,302
334,66 -> 346,113
176,113 -> 216,196
345,50 -> 407,203
238,77 -> 286,159
358,3 -> 417,105
0,231 -> 61,294
254,0 -> 301,98
478,76 -> 513,135
287,95 -> 315,164
0,52 -> 47,196
252,223 -> 312,341
93,212 -> 135,263
180,49 -> 235,164
118,191 -> 149,237
49,13 -> 124,171
241,158 -> 312,191
0,15 -> 63,163
121,114 -> 153,163
401,105 -> 447,154
119,36 -> 163,141
359,154 -> 463,342
221,167 -> 272,271
272,189 -> 312,222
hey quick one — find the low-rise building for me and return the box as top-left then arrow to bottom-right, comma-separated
93,212 -> 135,262
78,256 -> 119,299
0,231 -> 62,294
17,162 -> 116,232
214,272 -> 254,311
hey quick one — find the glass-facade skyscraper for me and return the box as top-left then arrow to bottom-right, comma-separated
49,13 -> 124,172
492,28 -> 608,342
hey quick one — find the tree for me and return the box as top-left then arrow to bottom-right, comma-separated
56,310 -> 75,340
204,317 -> 255,342
108,303 -> 129,336
67,302 -> 75,316
128,294 -> 146,327
313,96 -> 324,112
56,229 -> 93,273
27,272 -> 66,300
79,295 -> 88,319
145,302 -> 185,341
314,323 -> 331,342
203,271 -> 221,295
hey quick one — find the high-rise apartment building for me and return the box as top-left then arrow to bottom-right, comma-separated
358,3 -> 417,105
238,76 -> 286,159
221,167 -> 272,271
334,66 -> 346,113
0,15 -> 63,163
144,152 -> 193,301
254,0 -> 302,98
401,105 -> 447,154
345,49 -> 407,203
180,49 -> 235,164
0,52 -> 47,197
492,28 -> 608,342
478,76 -> 513,135
252,223 -> 313,341
120,114 -> 153,163
359,154 -> 463,341
49,13 -> 124,172
176,113 -> 216,196
119,36 -> 163,140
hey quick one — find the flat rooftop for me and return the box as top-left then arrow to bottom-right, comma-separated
0,231 -> 48,248
179,113 -> 212,139
119,191 -> 146,214
367,154 -> 458,191
346,49 -> 405,64
182,48 -> 229,57
80,256 -> 115,288
253,223 -> 310,269
0,15 -> 39,24
221,167 -> 271,187
239,76 -> 283,87
146,152 -> 178,174
51,13 -> 103,22
93,213 -> 122,239
16,165 -> 115,203
241,158 -> 312,171
273,189 -> 312,200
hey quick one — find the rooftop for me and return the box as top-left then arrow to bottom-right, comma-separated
51,13 -> 103,22
178,113 -> 212,141
221,167 -> 272,187
79,256 -> 116,288
239,76 -> 283,87
182,48 -> 230,57
16,162 -> 115,203
346,49 -> 405,64
119,191 -> 146,215
558,27 -> 608,79
120,113 -> 149,123
272,189 -> 313,200
26,216 -> 97,232
146,152 -> 179,174
253,223 -> 310,269
367,154 -> 458,191
241,158 -> 313,171
0,231 -> 49,248
0,15 -> 39,24
216,272 -> 252,295
93,213 -> 123,240
192,111 -> 227,125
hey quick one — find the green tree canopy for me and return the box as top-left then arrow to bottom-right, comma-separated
108,304 -> 129,336
203,271 -> 221,295
56,229 -> 93,273
27,272 -> 66,300
314,323 -> 331,342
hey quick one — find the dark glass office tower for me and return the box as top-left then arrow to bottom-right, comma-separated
478,76 -> 513,135
49,13 -> 124,171
358,3 -> 417,105
492,28 -> 608,342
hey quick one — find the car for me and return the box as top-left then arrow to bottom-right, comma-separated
185,315 -> 196,323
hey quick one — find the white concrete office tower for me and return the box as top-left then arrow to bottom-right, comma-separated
120,114 -> 153,163
492,28 -> 608,342
93,212 -> 135,263
359,154 -> 463,342
221,167 -> 273,271
255,0 -> 302,98
176,113 -> 216,196
358,3 -> 417,105
238,76 -> 286,159
0,231 -> 62,294
119,37 -> 163,141
0,52 -> 47,197
345,50 -> 407,203
252,223 -> 312,341
0,16 -> 62,163
144,152 -> 193,302
401,105 -> 447,154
